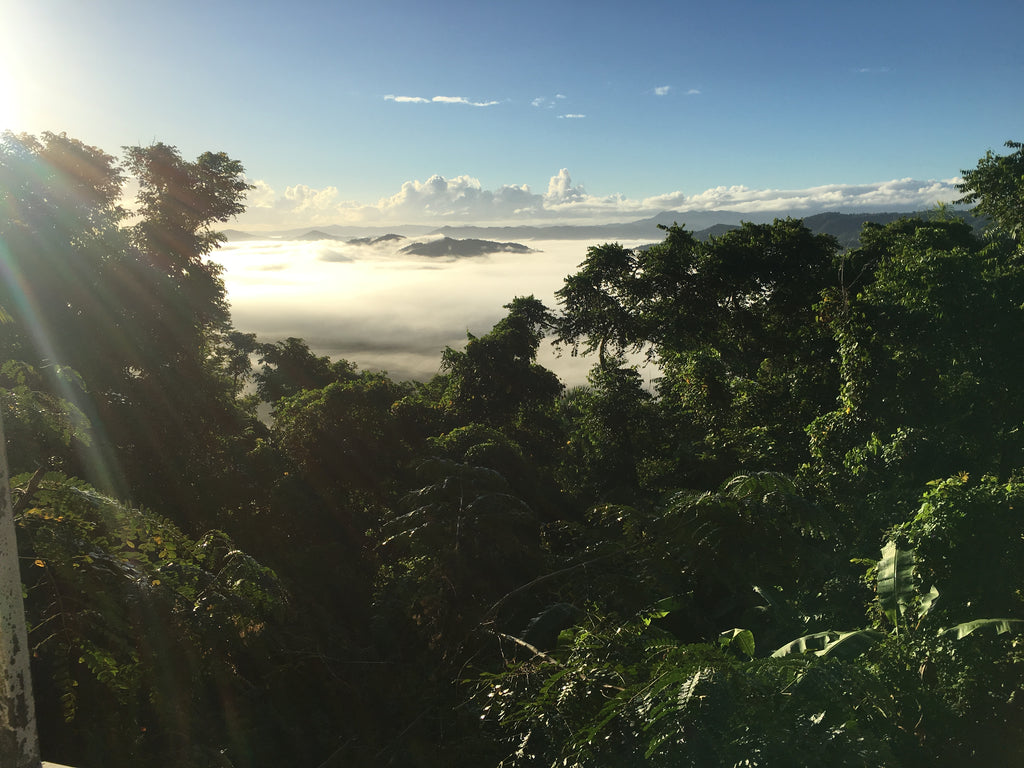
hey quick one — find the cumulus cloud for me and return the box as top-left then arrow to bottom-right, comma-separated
686,88 -> 701,95
235,171 -> 962,230
654,85 -> 671,96
375,174 -> 540,220
236,184 -> 376,229
641,177 -> 962,213
545,169 -> 587,204
283,184 -> 342,215
384,94 -> 500,106
245,179 -> 276,208
558,113 -> 586,119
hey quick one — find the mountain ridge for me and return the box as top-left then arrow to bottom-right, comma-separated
398,237 -> 535,258
223,208 -> 983,249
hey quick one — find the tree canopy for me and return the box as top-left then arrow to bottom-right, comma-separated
3,134 -> 1024,767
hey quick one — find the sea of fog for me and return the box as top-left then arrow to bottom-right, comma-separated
215,237 -> 658,387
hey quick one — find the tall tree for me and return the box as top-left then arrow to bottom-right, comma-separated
120,142 -> 249,351
0,133 -> 256,525
253,337 -> 358,407
802,215 -> 1024,550
557,360 -> 657,505
441,296 -> 564,428
557,220 -> 842,480
0,131 -> 127,384
957,139 -> 1024,240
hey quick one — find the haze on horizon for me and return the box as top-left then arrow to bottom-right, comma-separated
1,0 -> 1020,234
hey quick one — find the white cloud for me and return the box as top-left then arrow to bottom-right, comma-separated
384,94 -> 500,107
237,183 -> 376,229
545,169 -> 587,204
283,184 -> 341,214
686,88 -> 701,95
641,177 -> 962,213
558,113 -> 586,119
533,94 -> 568,109
245,180 -> 276,208
654,85 -> 671,96
235,172 -> 963,230
431,95 -> 500,106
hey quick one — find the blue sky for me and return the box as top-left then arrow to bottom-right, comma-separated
1,0 -> 1021,228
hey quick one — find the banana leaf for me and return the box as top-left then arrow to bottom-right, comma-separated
772,629 -> 884,659
939,618 -> 1024,640
877,540 -> 917,628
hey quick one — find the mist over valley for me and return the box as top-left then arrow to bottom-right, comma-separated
218,208 -> 981,384
218,234 -> 639,385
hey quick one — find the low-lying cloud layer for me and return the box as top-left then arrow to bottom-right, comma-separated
238,169 -> 962,231
218,238 -> 632,384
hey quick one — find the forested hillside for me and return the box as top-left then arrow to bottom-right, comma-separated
2,131 -> 1024,767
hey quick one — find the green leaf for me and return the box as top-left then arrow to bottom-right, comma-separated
817,629 -> 886,658
772,629 -> 884,659
939,618 -> 1024,640
773,630 -> 840,657
640,596 -> 685,627
718,627 -> 755,658
675,667 -> 707,714
918,584 -> 940,620
877,540 -> 917,628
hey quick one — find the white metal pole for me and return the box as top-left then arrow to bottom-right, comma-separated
0,411 -> 41,768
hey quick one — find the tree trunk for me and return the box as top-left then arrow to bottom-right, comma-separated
0,411 -> 40,768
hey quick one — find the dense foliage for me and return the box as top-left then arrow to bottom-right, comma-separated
3,131 -> 1024,766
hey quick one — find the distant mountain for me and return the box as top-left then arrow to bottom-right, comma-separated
220,228 -> 265,241
693,223 -> 742,240
427,209 -> 961,242
681,210 -> 986,249
399,237 -> 535,258
347,233 -> 406,246
221,224 -> 436,241
221,207 -> 983,248
801,210 -> 988,250
615,210 -> 990,252
316,223 -> 435,239
426,210 -> 758,242
296,229 -> 347,241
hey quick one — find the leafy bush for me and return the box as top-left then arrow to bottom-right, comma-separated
15,472 -> 286,768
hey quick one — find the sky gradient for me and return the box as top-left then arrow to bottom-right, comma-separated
1,0 -> 1021,229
